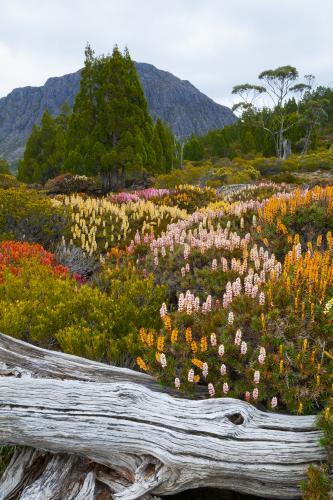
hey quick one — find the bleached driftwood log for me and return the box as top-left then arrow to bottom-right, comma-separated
0,333 -> 326,499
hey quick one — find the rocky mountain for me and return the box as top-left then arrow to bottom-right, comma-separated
0,62 -> 236,165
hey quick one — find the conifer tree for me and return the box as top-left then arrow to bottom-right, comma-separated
0,158 -> 10,174
66,44 -> 157,190
183,136 -> 205,161
153,119 -> 175,173
17,105 -> 69,183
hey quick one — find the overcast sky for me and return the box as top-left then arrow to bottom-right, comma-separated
1,0 -> 333,107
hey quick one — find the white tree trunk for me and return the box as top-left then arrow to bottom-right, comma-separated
0,333 -> 326,499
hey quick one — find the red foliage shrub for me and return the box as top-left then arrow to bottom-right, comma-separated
0,241 -> 69,280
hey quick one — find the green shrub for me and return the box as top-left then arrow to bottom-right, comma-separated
0,257 -> 166,364
0,174 -> 22,189
269,172 -> 303,184
299,152 -> 333,172
0,187 -> 70,249
301,464 -> 332,499
155,163 -> 212,188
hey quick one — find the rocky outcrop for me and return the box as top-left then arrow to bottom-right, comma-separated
0,62 -> 236,165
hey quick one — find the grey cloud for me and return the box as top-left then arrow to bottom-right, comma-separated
1,0 -> 333,106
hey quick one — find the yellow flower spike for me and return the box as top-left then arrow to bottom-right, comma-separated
324,407 -> 330,420
316,375 -> 321,386
194,375 -> 200,383
297,403 -> 303,414
155,352 -> 161,363
279,359 -> 284,374
324,351 -> 333,361
310,349 -> 316,364
261,313 -> 266,332
317,363 -> 321,372
310,302 -> 315,322
279,344 -> 284,357
302,339 -> 308,352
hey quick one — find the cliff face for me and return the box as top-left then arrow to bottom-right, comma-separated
0,62 -> 236,165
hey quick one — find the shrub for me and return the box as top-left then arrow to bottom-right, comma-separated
155,185 -> 219,212
0,248 -> 166,364
298,151 -> 333,172
0,241 -> 69,280
301,465 -> 332,499
0,187 -> 70,249
155,163 -> 212,188
44,173 -> 102,195
55,240 -> 100,278
0,174 -> 22,189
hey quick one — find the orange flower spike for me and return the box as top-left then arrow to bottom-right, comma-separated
163,315 -> 172,331
185,327 -> 192,344
139,327 -> 146,344
146,332 -> 155,348
136,357 -> 148,371
191,340 -> 198,353
192,358 -> 204,369
171,329 -> 178,344
200,336 -> 208,352
157,336 -> 165,352
301,301 -> 305,321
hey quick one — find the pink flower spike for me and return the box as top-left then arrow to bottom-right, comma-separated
208,383 -> 215,397
271,396 -> 278,409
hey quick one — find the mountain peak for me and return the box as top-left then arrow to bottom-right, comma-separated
0,63 -> 236,165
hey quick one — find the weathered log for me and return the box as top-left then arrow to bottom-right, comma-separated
0,333 -> 326,499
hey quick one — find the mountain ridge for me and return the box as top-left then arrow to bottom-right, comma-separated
0,62 -> 236,165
